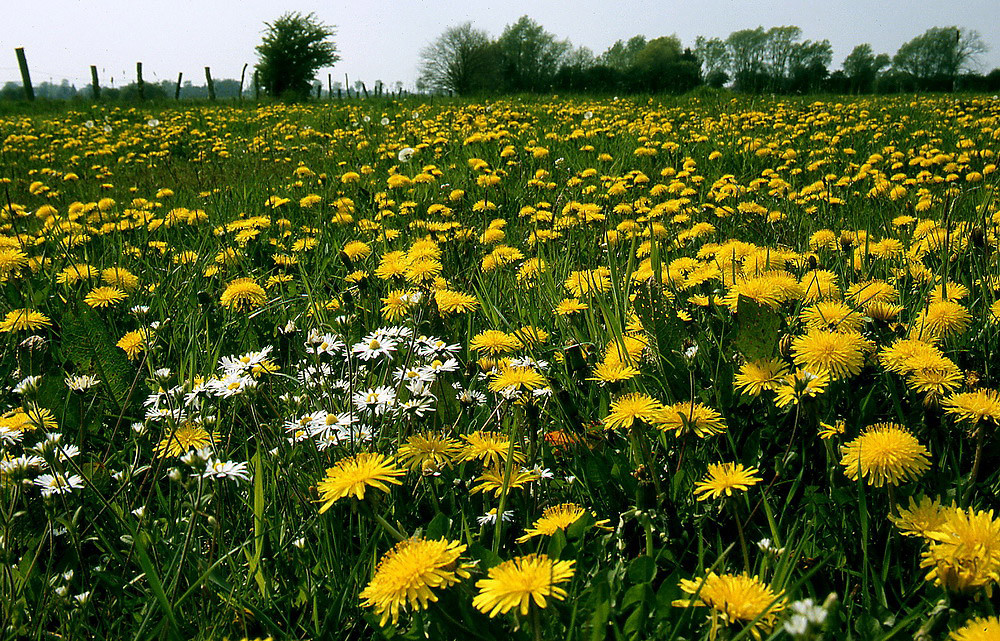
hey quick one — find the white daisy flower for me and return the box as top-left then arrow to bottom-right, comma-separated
34,472 -> 85,497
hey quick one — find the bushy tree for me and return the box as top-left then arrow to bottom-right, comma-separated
496,16 -> 570,93
893,26 -> 987,89
599,36 -> 648,71
843,44 -> 891,93
628,37 -> 700,93
726,27 -> 769,92
694,36 -> 730,87
418,22 -> 497,95
255,12 -> 339,99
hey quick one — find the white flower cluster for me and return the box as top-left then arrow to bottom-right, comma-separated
281,325 -> 473,452
782,596 -> 835,639
0,427 -> 86,499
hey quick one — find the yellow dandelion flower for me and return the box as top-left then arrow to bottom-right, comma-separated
773,369 -> 830,408
921,506 -> 1000,595
655,401 -> 727,438
220,278 -> 267,312
799,269 -> 841,302
435,289 -> 478,315
891,496 -> 948,539
517,504 -> 592,542
564,268 -> 611,297
0,308 -> 51,333
472,554 -> 575,617
316,452 -> 404,513
603,393 -> 663,430
693,463 -> 763,501
942,389 -> 1000,425
905,356 -> 963,397
471,466 -> 540,496
950,616 -> 1000,640
673,572 -> 786,640
396,433 -> 462,473
488,365 -> 546,394
84,286 -> 127,308
154,423 -> 214,458
587,361 -> 640,383
818,419 -> 845,439
460,431 -> 524,468
878,338 -> 942,375
839,422 -> 930,487
470,330 -> 519,355
800,301 -> 864,332
734,359 -> 789,396
380,289 -> 412,321
101,267 -> 139,291
359,537 -> 473,626
342,240 -> 372,261
554,297 -> 588,315
911,300 -> 972,340
791,329 -> 869,381
117,329 -> 150,360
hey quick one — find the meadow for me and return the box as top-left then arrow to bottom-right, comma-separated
1,93 -> 999,641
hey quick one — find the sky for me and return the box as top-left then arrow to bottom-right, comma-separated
3,0 -> 999,90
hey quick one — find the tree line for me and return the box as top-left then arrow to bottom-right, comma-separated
418,18 -> 999,95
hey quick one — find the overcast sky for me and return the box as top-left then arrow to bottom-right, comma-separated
4,0 -> 999,90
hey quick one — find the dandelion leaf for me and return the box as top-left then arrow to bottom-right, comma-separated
632,280 -> 687,387
734,295 -> 781,361
61,307 -> 136,410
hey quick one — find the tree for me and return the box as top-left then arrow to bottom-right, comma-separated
893,26 -> 987,90
726,27 -> 769,92
764,25 -> 803,89
788,39 -> 833,93
418,22 -> 497,95
627,36 -> 700,93
843,44 -> 890,93
695,36 -> 730,87
496,16 -> 571,93
600,36 -> 648,70
255,12 -> 339,99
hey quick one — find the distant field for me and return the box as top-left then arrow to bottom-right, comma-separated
1,95 -> 999,640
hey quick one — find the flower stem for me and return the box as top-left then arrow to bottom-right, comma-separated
963,426 -> 985,504
730,500 -> 750,574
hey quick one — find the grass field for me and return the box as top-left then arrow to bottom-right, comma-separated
1,94 -> 999,640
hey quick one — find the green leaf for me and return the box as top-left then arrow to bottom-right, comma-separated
134,531 -> 182,638
61,306 -> 137,411
566,511 -> 595,540
733,295 -> 782,361
627,555 -> 656,584
587,580 -> 612,641
467,542 -> 501,570
623,602 -> 648,639
547,529 -> 567,558
621,583 -> 652,610
426,512 -> 452,540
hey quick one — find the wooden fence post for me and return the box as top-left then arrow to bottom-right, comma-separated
254,70 -> 260,99
136,62 -> 144,100
90,65 -> 101,100
205,67 -> 216,100
361,82 -> 369,99
239,63 -> 247,101
175,72 -> 183,100
345,74 -> 350,98
15,48 -> 34,101
327,74 -> 332,99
